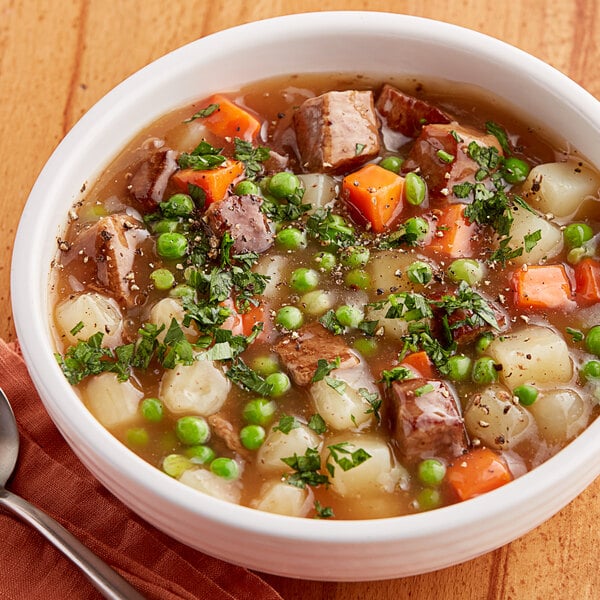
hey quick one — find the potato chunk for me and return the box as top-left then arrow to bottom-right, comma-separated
486,325 -> 572,388
159,359 -> 230,415
366,250 -> 429,296
149,297 -> 198,342
528,389 -> 592,443
464,385 -> 537,450
298,173 -> 337,214
257,424 -> 321,475
83,372 -> 142,428
55,292 -> 123,347
179,468 -> 242,504
252,480 -> 313,517
522,161 -> 600,218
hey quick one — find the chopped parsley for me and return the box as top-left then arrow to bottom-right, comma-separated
414,383 -> 435,397
325,376 -> 346,395
305,208 -> 356,248
312,357 -> 341,382
485,121 -> 512,155
314,500 -> 334,519
308,413 -> 328,435
385,292 -> 433,321
281,448 -> 329,489
325,442 -> 371,477
184,102 -> 219,122
566,327 -> 584,343
380,365 -> 414,386
359,388 -> 382,422
177,140 -> 226,171
319,309 -> 345,335
225,359 -> 273,396
233,138 -> 270,180
436,149 -> 455,164
273,414 -> 302,434
55,332 -> 113,385
489,237 -> 524,266
524,229 -> 542,253
69,321 -> 85,336
355,143 -> 366,156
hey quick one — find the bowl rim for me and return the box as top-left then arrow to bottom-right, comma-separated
11,9 -> 600,553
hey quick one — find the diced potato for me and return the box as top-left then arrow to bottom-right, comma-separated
522,161 -> 600,218
464,385 -> 537,450
251,480 -> 313,517
323,433 -> 408,498
487,325 -> 572,388
298,173 -> 337,214
310,360 -> 378,430
179,468 -> 242,504
257,424 -> 321,475
159,359 -> 230,415
528,389 -> 592,443
149,297 -> 198,342
366,250 -> 429,295
497,204 -> 563,265
365,301 -> 430,341
55,292 -> 123,347
83,372 -> 142,428
253,254 -> 287,300
167,120 -> 216,153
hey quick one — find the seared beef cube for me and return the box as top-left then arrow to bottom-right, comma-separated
208,413 -> 251,460
204,194 -> 274,254
274,323 -> 359,386
444,303 -> 508,345
376,84 -> 450,138
386,378 -> 468,463
263,149 -> 289,174
129,149 -> 178,210
402,124 -> 503,198
293,90 -> 380,174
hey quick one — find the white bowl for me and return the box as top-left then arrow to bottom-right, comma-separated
11,12 -> 600,580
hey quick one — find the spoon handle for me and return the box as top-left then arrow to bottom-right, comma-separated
0,489 -> 145,599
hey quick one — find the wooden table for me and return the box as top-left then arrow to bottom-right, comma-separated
1,1 -> 598,598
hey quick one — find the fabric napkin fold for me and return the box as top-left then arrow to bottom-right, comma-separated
0,338 -> 283,600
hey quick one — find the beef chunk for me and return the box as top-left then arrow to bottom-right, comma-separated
208,413 -> 251,460
263,149 -> 289,174
443,303 -> 508,345
293,90 -> 380,174
386,378 -> 468,463
204,194 -> 274,254
129,149 -> 178,210
402,124 -> 503,199
375,84 -> 451,138
273,323 -> 359,386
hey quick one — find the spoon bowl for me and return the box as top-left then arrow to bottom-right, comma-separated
0,387 -> 145,600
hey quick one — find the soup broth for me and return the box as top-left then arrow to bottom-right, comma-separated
51,73 -> 600,519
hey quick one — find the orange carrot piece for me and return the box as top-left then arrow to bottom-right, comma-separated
220,298 -> 244,336
400,351 -> 436,379
342,164 -> 404,233
512,264 -> 574,309
201,94 -> 261,142
241,301 -> 272,340
172,159 -> 244,207
446,447 -> 513,501
574,257 -> 600,304
427,203 -> 476,257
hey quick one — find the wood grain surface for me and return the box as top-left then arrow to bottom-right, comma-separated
1,1 -> 598,598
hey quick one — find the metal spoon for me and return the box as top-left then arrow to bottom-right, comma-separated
0,387 -> 145,599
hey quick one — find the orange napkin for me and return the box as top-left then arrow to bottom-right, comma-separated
0,338 -> 283,600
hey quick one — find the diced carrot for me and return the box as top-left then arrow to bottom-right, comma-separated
427,203 -> 476,257
220,298 -> 244,336
446,447 -> 513,501
172,159 -> 244,207
342,164 -> 404,233
574,257 -> 600,304
512,264 -> 574,309
201,94 -> 261,142
241,301 -> 272,341
400,351 -> 436,378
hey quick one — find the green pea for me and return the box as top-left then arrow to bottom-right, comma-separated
150,268 -> 175,291
513,384 -> 539,406
314,251 -> 336,272
447,258 -> 485,286
300,290 -> 334,316
344,268 -> 371,290
407,260 -> 433,285
475,332 -> 494,355
276,227 -> 307,250
353,337 -> 378,357
417,458 -> 446,486
251,355 -> 279,377
162,454 -> 193,478
582,359 -> 600,380
160,193 -> 195,217
290,268 -> 319,293
335,304 -> 364,328
403,217 -> 429,242
243,398 -> 277,426
417,487 -> 442,511
210,457 -> 240,480
152,219 -> 179,234
405,172 -> 427,206
265,372 -> 291,397
472,356 -> 499,384
275,306 -> 304,330
502,157 -> 530,184
259,176 -> 272,194
564,223 -> 593,249
446,355 -> 472,382
184,445 -> 216,465
156,232 -> 188,259
585,325 -> 600,357
240,425 -> 266,450
269,171 -> 301,199
340,246 -> 370,269
169,284 -> 195,300
234,180 -> 261,196
379,155 -> 404,174
126,427 -> 149,446
140,397 -> 164,423
175,416 -> 210,446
